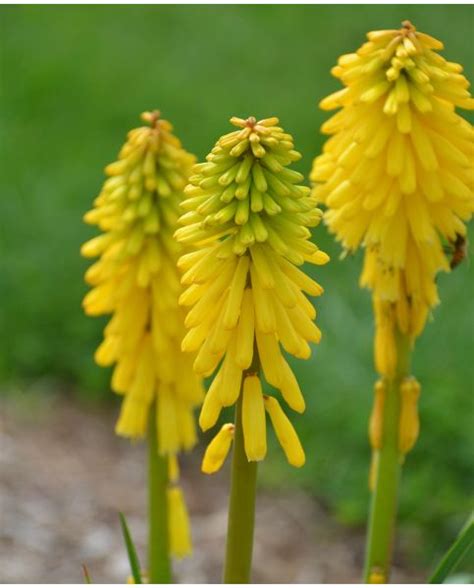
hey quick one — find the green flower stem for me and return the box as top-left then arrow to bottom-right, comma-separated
148,405 -> 172,583
364,330 -> 412,583
223,363 -> 259,583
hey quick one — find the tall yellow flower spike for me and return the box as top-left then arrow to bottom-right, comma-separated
81,112 -> 203,561
311,23 -> 473,583
311,21 -> 473,377
176,116 -> 328,469
82,111 -> 202,451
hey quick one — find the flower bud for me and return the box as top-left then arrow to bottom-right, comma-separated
398,377 -> 421,456
369,379 -> 386,450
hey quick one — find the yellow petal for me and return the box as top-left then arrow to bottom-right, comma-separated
242,376 -> 267,461
202,423 -> 235,474
264,396 -> 305,468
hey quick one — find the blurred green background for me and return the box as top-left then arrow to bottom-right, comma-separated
1,4 -> 473,570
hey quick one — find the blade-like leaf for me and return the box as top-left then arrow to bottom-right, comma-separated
429,513 -> 474,584
119,512 -> 143,584
82,563 -> 92,584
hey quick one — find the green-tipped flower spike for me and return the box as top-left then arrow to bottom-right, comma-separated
175,116 -> 329,470
82,110 -> 203,453
82,111 -> 203,572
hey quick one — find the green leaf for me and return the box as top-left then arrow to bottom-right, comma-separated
444,573 -> 474,584
82,563 -> 92,584
429,513 -> 474,584
119,512 -> 143,584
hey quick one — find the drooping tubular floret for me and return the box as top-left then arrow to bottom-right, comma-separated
176,116 -> 328,469
311,21 -> 473,376
82,111 -> 203,454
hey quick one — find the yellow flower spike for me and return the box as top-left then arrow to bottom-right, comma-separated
82,112 -> 204,578
312,21 -> 474,375
167,486 -> 192,558
82,111 -> 203,452
314,23 -> 473,583
177,116 -> 327,467
242,375 -> 267,461
264,395 -> 305,468
398,376 -> 421,457
202,423 -> 235,474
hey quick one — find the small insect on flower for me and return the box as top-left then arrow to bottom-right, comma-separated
311,21 -> 474,377
81,111 -> 203,454
176,116 -> 328,470
448,233 -> 468,270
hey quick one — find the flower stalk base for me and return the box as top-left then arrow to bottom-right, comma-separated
148,406 -> 172,583
364,331 -> 412,583
223,392 -> 258,583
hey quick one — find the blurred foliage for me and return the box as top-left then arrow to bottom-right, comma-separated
1,4 -> 473,566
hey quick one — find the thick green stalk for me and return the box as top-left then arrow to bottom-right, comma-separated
223,383 -> 258,583
363,331 -> 412,583
148,405 -> 172,583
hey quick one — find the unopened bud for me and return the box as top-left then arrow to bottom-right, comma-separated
369,379 -> 386,450
398,377 -> 421,457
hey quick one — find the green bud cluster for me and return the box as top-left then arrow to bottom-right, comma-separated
176,116 -> 324,264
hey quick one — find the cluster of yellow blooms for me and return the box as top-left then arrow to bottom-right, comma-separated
312,22 -> 473,472
80,21 -> 471,583
82,111 -> 203,556
175,116 -> 328,471
78,20 -> 473,585
311,21 -> 473,378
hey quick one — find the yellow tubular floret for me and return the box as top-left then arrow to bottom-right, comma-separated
264,395 -> 305,467
177,116 -> 328,467
312,22 -> 473,376
398,377 -> 421,456
167,486 -> 192,558
242,376 -> 267,461
369,379 -> 386,450
202,423 -> 235,474
198,371 -> 224,431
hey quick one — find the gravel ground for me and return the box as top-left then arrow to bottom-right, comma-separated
0,392 -> 423,583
